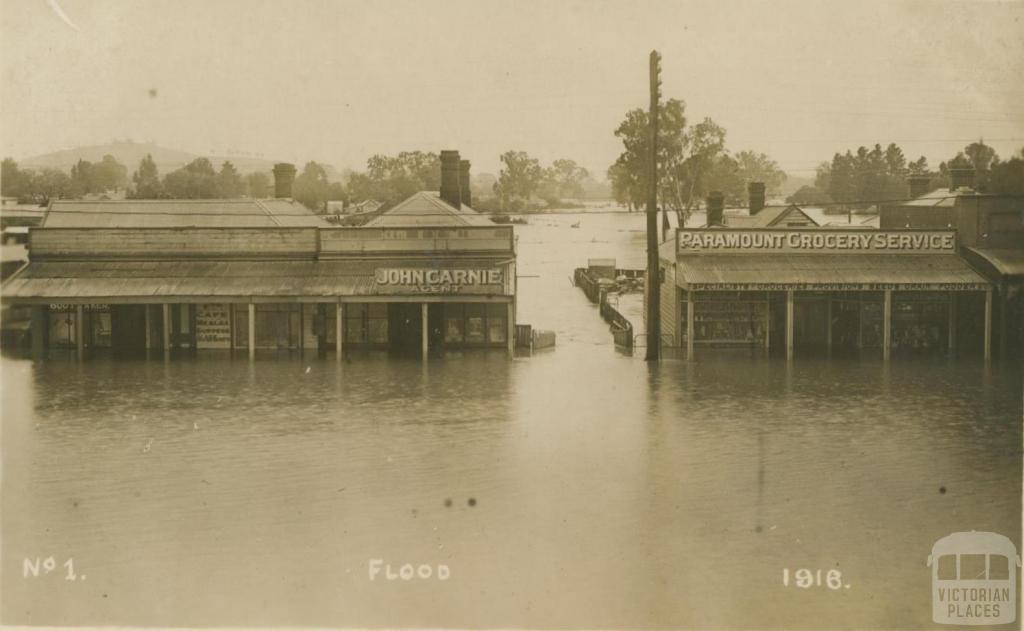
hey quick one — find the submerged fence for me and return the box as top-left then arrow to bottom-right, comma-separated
573,267 -> 636,350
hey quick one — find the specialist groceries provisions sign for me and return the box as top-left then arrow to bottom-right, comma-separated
373,267 -> 506,294
677,229 -> 957,254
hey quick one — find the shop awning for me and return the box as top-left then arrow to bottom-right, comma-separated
1,258 -> 512,302
964,248 -> 1024,279
675,254 -> 991,291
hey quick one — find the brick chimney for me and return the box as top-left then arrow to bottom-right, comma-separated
907,175 -> 931,199
706,192 -> 724,227
949,168 -> 975,191
748,182 -> 766,215
459,160 -> 472,208
273,163 -> 296,199
439,150 -> 462,209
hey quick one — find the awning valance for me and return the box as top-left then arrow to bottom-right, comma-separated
675,254 -> 991,291
1,258 -> 513,302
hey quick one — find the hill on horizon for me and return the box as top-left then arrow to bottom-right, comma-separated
18,140 -> 298,177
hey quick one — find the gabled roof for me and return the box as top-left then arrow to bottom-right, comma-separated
364,191 -> 494,227
41,199 -> 331,228
722,204 -> 819,228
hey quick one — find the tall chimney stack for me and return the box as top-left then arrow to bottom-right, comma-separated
907,175 -> 931,199
949,167 -> 975,191
706,192 -> 725,227
459,160 -> 472,208
748,182 -> 766,215
439,150 -> 462,209
273,163 -> 296,199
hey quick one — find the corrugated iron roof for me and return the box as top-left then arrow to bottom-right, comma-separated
365,192 -> 494,227
2,258 -> 509,299
676,253 -> 990,289
42,199 -> 331,228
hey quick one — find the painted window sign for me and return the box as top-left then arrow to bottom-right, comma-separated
677,230 -> 957,254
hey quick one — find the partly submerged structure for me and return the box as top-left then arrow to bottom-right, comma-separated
2,151 -> 517,359
652,177 -> 1013,361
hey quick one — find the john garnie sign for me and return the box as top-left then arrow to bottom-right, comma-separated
373,267 -> 505,294
677,229 -> 957,255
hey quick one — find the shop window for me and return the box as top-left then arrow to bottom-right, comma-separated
48,308 -> 77,347
197,304 -> 231,349
692,297 -> 767,344
88,309 -> 112,347
892,293 -> 948,352
255,303 -> 300,349
345,303 -> 388,345
445,304 -> 465,343
487,303 -> 507,343
465,304 -> 486,343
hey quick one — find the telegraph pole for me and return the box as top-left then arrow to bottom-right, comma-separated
645,50 -> 662,361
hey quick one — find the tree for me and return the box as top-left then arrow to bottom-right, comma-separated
787,185 -> 832,205
245,171 -> 271,198
495,151 -> 544,209
609,99 -> 690,214
70,159 -> 96,196
908,156 -> 929,175
93,154 -> 128,192
1,158 -> 32,199
163,157 -> 218,198
31,168 -> 73,202
131,154 -> 162,198
988,147 -> 1024,195
359,151 -> 442,207
964,140 -> 998,172
292,161 -> 330,211
817,143 -> 911,208
607,98 -> 740,223
734,151 -> 787,195
216,161 -> 244,198
547,159 -> 589,200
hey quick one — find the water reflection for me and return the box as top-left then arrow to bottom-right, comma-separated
2,210 -> 1021,629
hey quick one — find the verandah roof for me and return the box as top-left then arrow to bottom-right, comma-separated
1,258 -> 511,301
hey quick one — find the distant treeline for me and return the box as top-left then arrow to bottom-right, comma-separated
787,141 -> 1024,207
1,150 -> 608,214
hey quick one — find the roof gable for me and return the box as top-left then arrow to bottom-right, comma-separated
365,192 -> 494,227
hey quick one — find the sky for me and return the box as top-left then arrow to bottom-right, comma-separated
2,0 -> 1023,178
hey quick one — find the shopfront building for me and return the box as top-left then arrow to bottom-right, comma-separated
3,193 -> 516,359
656,228 -> 994,360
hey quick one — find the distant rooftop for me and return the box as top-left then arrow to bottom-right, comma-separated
719,204 -> 819,228
41,199 -> 331,228
364,191 -> 494,228
900,188 -> 986,207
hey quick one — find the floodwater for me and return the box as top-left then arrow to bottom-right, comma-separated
2,208 -> 1021,629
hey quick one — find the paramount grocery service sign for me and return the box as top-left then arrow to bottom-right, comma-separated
677,229 -> 957,254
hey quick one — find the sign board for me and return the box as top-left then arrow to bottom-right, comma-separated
373,268 -> 505,295
196,303 -> 231,348
677,229 -> 957,255
685,282 -> 990,291
48,303 -> 109,312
